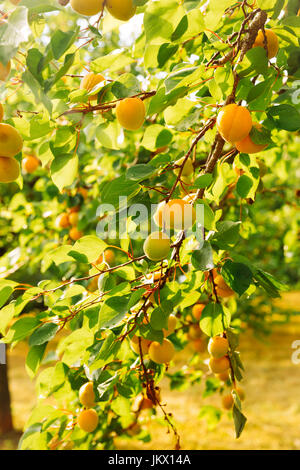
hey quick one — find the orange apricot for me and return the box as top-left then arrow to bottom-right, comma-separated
216,104 -> 252,143
22,155 -> 40,174
0,156 -> 20,183
116,97 -> 145,131
70,0 -> 105,16
77,409 -> 99,433
79,382 -> 96,408
208,356 -> 230,374
253,29 -> 279,59
208,336 -> 229,359
0,123 -> 23,157
106,0 -> 136,21
56,213 -> 70,229
69,227 -> 83,241
235,123 -> 268,154
80,72 -> 105,101
130,335 -> 151,355
0,60 -> 11,82
149,339 -> 175,364
192,303 -> 205,321
154,199 -> 196,231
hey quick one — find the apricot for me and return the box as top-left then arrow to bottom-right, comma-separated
192,338 -> 207,353
192,303 -> 205,321
80,72 -> 105,101
208,336 -> 229,359
149,338 -> 175,364
216,370 -> 230,382
79,382 -> 96,408
22,155 -> 40,174
235,387 -> 245,401
0,61 -> 11,82
69,227 -> 83,241
0,104 -> 4,122
143,232 -> 171,261
130,335 -> 151,355
253,29 -> 279,59
173,157 -> 193,177
216,104 -> 252,143
70,0 -> 105,16
222,394 -> 234,410
214,275 -> 235,298
154,199 -> 196,231
106,0 -> 136,21
56,213 -> 70,229
188,324 -> 202,340
208,356 -> 230,374
116,97 -> 145,131
0,156 -> 20,183
163,314 -> 177,337
0,123 -> 23,157
96,249 -> 115,265
78,187 -> 88,199
77,409 -> 99,433
235,123 -> 268,154
69,211 -> 79,226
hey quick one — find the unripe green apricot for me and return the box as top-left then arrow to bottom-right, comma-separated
143,232 -> 171,261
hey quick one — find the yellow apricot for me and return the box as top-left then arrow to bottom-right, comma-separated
0,156 -> 20,183
143,232 -> 171,261
22,155 -> 40,174
253,29 -> 279,59
0,60 -> 11,82
216,104 -> 252,144
216,370 -> 230,382
192,338 -> 207,353
214,275 -> 235,298
235,387 -> 245,401
130,335 -> 151,355
235,123 -> 268,154
208,336 -> 229,359
149,338 -> 175,364
163,314 -> 177,337
154,199 -> 196,231
96,249 -> 115,265
116,97 -> 145,131
0,104 -> 4,122
208,356 -> 230,374
79,382 -> 96,408
106,0 -> 136,21
188,324 -> 202,340
173,157 -> 194,177
0,123 -> 23,157
69,211 -> 79,227
192,303 -> 205,321
70,0 -> 105,16
56,213 -> 70,229
69,227 -> 83,241
77,409 -> 99,433
80,72 -> 105,101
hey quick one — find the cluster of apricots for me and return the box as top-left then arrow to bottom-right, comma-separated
0,104 -> 23,183
187,303 -> 208,353
130,314 -> 177,365
88,249 -> 116,291
77,381 -> 99,433
70,0 -> 136,21
55,187 -> 90,240
207,335 -> 245,410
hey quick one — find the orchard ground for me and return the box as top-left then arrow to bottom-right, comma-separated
1,291 -> 300,451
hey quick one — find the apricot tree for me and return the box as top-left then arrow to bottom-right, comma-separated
0,0 -> 299,451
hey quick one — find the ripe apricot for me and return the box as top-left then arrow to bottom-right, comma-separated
163,314 -> 177,337
70,0 -> 105,16
106,0 -> 136,21
208,336 -> 229,359
154,199 -> 196,231
69,211 -> 79,226
216,104 -> 252,144
173,157 -> 193,177
96,249 -> 115,265
235,387 -> 245,401
22,155 -> 40,174
116,97 -> 145,131
130,335 -> 151,355
235,123 -> 268,154
149,338 -> 175,364
188,324 -> 202,340
143,232 -> 171,261
222,394 -> 234,410
208,355 -> 230,374
0,156 -> 20,183
69,227 -> 83,241
0,104 -> 4,122
0,61 -> 11,82
192,338 -> 206,353
214,275 -> 235,298
0,123 -> 23,157
56,213 -> 70,229
192,303 -> 205,321
80,72 -> 105,101
79,382 -> 96,408
216,370 -> 230,382
253,29 -> 279,59
78,187 -> 88,199
77,409 -> 99,433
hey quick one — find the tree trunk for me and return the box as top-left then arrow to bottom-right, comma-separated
0,346 -> 13,434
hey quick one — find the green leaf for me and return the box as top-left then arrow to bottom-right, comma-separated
199,303 -> 231,337
99,296 -> 130,328
29,323 -> 59,347
0,286 -> 13,309
141,124 -> 173,151
69,236 -> 107,263
26,344 -> 47,378
50,154 -> 78,191
111,74 -> 141,99
232,405 -> 247,439
236,175 -> 253,198
3,317 -> 41,344
221,261 -> 253,296
50,28 -> 79,60
193,173 -> 213,189
100,176 -> 141,209
212,221 -> 241,249
267,104 -> 300,131
191,241 -> 214,271
126,164 -> 156,182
